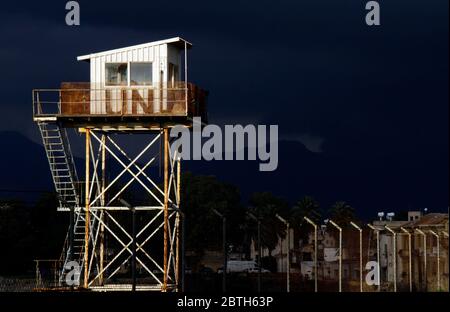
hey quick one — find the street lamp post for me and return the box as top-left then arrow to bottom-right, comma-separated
415,228 -> 427,291
172,206 -> 185,292
248,212 -> 262,293
385,226 -> 397,292
441,231 -> 448,292
131,205 -> 136,291
442,231 -> 449,291
367,224 -> 381,292
276,214 -> 290,292
304,216 -> 318,292
326,219 -> 342,292
181,211 -> 185,292
400,227 -> 412,292
430,230 -> 440,291
119,198 -> 136,292
350,221 -> 363,292
212,208 -> 227,293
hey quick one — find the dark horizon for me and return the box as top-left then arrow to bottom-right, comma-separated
0,130 -> 447,221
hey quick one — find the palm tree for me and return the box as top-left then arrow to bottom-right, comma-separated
246,192 -> 289,253
291,196 -> 321,225
328,201 -> 356,227
291,196 -> 322,245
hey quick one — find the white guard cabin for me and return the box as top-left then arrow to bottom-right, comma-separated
33,37 -> 208,129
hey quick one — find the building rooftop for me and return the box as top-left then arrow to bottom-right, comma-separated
412,213 -> 448,227
372,212 -> 448,230
77,37 -> 192,61
373,220 -> 410,228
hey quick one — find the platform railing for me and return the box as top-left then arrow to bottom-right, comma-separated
33,82 -> 207,120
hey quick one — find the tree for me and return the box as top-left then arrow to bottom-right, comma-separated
0,193 -> 65,275
0,199 -> 31,274
291,196 -> 321,224
180,172 -> 243,257
328,201 -> 357,227
291,196 -> 322,242
30,193 -> 67,259
246,192 -> 289,253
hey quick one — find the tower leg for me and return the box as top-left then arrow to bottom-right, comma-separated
175,158 -> 181,291
84,128 -> 91,289
163,128 -> 169,291
99,134 -> 106,286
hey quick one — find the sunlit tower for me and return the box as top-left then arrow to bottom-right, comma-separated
32,37 -> 207,291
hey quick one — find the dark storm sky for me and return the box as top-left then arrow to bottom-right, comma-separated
0,1 -> 448,216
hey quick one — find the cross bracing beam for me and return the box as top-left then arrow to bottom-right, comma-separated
54,128 -> 182,292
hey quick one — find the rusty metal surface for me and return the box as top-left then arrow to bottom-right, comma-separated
33,82 -> 208,121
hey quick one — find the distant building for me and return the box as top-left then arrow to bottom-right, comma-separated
247,211 -> 448,291
249,228 -> 296,273
249,226 -> 369,285
373,212 -> 448,291
296,227 -> 370,289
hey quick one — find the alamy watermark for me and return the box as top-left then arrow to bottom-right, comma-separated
64,260 -> 81,286
365,261 -> 380,286
365,1 -> 380,26
170,117 -> 279,172
65,1 -> 80,26
65,2 -> 380,27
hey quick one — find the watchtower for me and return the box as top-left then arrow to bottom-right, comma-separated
32,37 -> 207,291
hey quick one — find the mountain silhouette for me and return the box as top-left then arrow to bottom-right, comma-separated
0,131 -> 447,219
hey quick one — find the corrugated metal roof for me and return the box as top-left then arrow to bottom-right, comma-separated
77,37 -> 192,61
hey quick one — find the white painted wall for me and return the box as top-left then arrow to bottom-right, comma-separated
88,43 -> 182,114
250,229 -> 295,273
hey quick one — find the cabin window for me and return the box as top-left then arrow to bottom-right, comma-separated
130,62 -> 153,86
105,63 -> 128,86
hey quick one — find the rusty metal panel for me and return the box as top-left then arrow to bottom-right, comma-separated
45,82 -> 208,119
60,82 -> 90,115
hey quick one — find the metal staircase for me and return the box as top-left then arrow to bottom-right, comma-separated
57,209 -> 88,286
37,122 -> 87,286
38,122 -> 79,208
